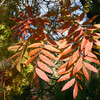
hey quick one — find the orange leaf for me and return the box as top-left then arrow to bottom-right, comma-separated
56,67 -> 66,75
16,63 -> 21,72
85,40 -> 93,55
41,49 -> 57,60
82,15 -> 99,25
44,45 -> 60,52
28,48 -> 41,56
81,36 -> 89,51
57,62 -> 68,71
26,53 -> 39,66
8,45 -> 22,51
73,81 -> 78,99
6,52 -> 20,62
94,24 -> 100,28
39,54 -> 55,67
61,44 -> 77,55
10,58 -> 19,69
61,78 -> 75,91
87,52 -> 97,59
35,67 -> 49,82
37,61 -> 53,74
57,67 -> 72,75
68,49 -> 79,67
58,41 -> 71,49
83,67 -> 89,80
28,43 -> 44,48
83,62 -> 98,73
78,11 -> 85,22
57,73 -> 71,82
84,56 -> 100,65
26,4 -> 33,17
73,57 -> 83,75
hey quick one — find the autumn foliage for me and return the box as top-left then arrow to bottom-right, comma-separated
6,0 -> 100,99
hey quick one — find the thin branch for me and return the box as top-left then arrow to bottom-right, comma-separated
0,0 -> 5,7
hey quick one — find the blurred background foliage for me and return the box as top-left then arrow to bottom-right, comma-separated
0,0 -> 100,100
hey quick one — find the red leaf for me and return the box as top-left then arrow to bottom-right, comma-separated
59,55 -> 70,61
28,48 -> 41,56
67,24 -> 78,38
68,49 -> 79,67
61,22 -> 72,34
83,62 -> 98,73
93,39 -> 100,46
85,40 -> 93,55
41,49 -> 57,60
39,54 -> 55,67
25,23 -> 30,29
28,43 -> 44,48
11,25 -> 21,30
57,24 -> 66,32
91,33 -> 100,38
37,61 -> 53,74
73,25 -> 82,40
23,30 -> 28,35
78,11 -> 85,22
18,11 -> 28,19
61,78 -> 75,91
83,67 -> 89,80
87,25 -> 98,31
73,57 -> 83,75
13,17 -> 24,24
82,15 -> 99,25
12,29 -> 20,39
57,73 -> 71,82
74,30 -> 85,42
73,81 -> 78,99
66,0 -> 71,7
26,53 -> 39,66
35,67 -> 49,82
71,6 -> 80,12
84,56 -> 100,65
26,4 -> 33,17
77,83 -> 83,90
34,76 -> 39,92
44,45 -> 60,52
